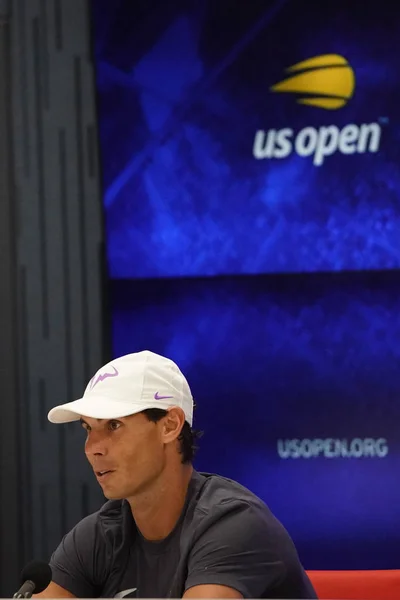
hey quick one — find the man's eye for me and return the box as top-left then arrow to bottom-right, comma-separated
108,420 -> 121,431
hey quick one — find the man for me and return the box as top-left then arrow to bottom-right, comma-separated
40,350 -> 317,599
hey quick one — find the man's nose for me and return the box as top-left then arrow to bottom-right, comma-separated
85,431 -> 108,456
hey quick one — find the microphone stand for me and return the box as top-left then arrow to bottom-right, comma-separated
13,580 -> 36,599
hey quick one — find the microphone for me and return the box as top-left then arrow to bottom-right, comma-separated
13,560 -> 52,599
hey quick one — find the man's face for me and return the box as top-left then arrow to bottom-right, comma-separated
82,412 -> 166,500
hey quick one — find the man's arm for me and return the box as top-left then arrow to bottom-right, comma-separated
184,584 -> 243,599
184,500 -> 286,599
34,581 -> 76,598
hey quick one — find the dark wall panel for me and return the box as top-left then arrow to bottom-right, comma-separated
0,0 -> 107,594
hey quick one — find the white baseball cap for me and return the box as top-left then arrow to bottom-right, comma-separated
48,350 -> 194,426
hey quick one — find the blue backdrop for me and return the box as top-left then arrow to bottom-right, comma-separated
91,0 -> 400,570
110,272 -> 400,569
93,0 -> 400,278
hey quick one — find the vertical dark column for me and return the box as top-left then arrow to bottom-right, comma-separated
0,1 -> 23,594
0,0 -> 108,594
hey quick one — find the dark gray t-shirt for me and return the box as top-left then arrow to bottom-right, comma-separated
50,471 -> 317,599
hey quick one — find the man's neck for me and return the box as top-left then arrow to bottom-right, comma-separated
128,463 -> 193,541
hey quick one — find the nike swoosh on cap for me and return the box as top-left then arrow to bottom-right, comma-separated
154,392 -> 174,400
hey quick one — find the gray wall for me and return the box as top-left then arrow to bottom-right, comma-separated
0,0 -> 22,593
0,0 -> 108,594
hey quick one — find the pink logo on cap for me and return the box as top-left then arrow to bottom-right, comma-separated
90,366 -> 119,390
154,392 -> 174,400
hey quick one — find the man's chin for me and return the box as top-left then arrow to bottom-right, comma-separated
100,485 -> 125,501
97,479 -> 125,500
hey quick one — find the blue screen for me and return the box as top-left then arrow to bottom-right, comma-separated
93,0 -> 400,278
110,271 -> 400,569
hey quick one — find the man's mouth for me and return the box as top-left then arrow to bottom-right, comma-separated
96,469 -> 115,479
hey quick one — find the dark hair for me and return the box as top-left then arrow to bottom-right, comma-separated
142,407 -> 202,464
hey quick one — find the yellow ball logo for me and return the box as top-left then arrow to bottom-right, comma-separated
270,54 -> 355,110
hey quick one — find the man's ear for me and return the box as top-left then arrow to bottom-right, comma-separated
162,407 -> 185,443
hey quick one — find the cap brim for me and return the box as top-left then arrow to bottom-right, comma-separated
48,397 -> 152,424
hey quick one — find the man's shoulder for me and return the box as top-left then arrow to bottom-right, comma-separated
189,471 -> 278,534
194,471 -> 269,512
